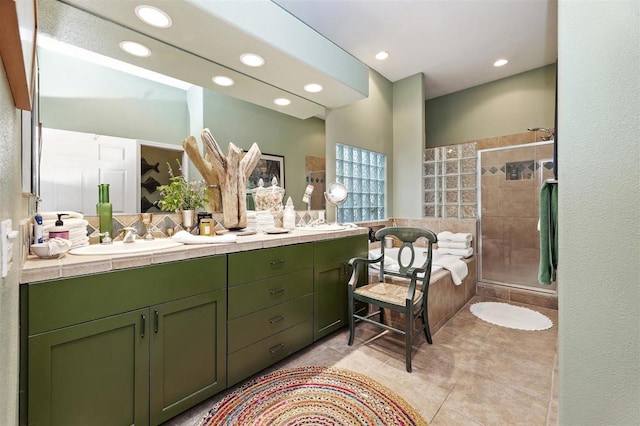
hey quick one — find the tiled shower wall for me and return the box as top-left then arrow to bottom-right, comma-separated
479,141 -> 555,288
424,131 -> 556,292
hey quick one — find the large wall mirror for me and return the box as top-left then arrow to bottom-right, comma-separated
36,0 -> 329,214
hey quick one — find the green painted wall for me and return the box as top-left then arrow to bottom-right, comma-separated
325,70 -> 393,220
393,73 -> 425,219
558,0 -> 639,423
0,58 -> 31,426
203,89 -> 325,210
426,64 -> 556,146
37,48 -> 189,145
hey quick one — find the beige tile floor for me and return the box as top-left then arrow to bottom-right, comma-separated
166,295 -> 559,425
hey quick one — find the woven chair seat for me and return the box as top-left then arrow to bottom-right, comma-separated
354,283 -> 421,306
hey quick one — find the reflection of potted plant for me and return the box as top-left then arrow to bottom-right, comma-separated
156,160 -> 209,228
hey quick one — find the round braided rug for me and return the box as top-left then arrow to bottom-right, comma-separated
199,366 -> 427,426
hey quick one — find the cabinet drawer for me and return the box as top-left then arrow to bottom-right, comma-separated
228,294 -> 313,353
227,320 -> 313,386
27,255 -> 226,335
228,243 -> 313,285
228,269 -> 313,319
314,235 -> 368,266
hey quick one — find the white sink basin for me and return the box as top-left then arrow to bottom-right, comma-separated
295,224 -> 346,232
69,239 -> 183,256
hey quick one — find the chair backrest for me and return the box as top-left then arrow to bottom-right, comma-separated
375,227 -> 438,284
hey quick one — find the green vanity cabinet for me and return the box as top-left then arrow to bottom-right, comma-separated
23,256 -> 227,426
149,290 -> 226,425
28,307 -> 150,426
313,235 -> 368,340
227,243 -> 314,386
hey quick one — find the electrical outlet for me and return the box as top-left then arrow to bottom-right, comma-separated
1,219 -> 20,278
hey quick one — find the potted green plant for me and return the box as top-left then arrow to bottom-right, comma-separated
156,160 -> 209,228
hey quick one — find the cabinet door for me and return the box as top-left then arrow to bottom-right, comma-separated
313,235 -> 368,341
149,290 -> 226,425
313,261 -> 349,340
28,308 -> 149,426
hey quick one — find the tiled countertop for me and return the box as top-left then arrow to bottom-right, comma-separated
21,227 -> 368,284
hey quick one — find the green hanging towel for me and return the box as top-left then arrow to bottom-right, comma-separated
538,181 -> 558,284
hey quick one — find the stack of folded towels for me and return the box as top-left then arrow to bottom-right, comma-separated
437,231 -> 473,258
42,212 -> 89,249
246,210 -> 275,232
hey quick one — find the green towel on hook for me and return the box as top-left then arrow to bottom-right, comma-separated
538,181 -> 558,284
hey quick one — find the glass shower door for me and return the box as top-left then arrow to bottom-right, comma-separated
478,141 -> 557,292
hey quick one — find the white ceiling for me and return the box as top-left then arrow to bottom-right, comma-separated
42,0 -> 557,118
275,0 -> 558,99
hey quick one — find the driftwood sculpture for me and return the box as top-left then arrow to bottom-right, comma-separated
183,128 -> 261,229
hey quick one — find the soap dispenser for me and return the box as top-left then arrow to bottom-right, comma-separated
49,214 -> 69,239
283,197 -> 296,230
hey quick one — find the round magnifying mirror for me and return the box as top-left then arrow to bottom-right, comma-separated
324,182 -> 348,223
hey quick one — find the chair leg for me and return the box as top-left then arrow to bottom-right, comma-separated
422,302 -> 432,344
348,291 -> 355,346
405,308 -> 413,372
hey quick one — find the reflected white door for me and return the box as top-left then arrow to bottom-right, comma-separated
96,135 -> 136,213
40,128 -> 136,215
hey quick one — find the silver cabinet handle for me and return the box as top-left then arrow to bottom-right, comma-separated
141,314 -> 146,338
270,259 -> 285,266
269,343 -> 285,354
269,288 -> 285,295
269,315 -> 284,324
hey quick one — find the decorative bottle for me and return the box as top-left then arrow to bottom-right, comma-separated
283,196 -> 296,230
97,184 -> 113,243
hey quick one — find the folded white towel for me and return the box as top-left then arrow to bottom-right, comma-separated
70,238 -> 90,250
171,230 -> 237,245
437,231 -> 472,242
437,247 -> 474,258
438,240 -> 471,249
433,255 -> 469,285
41,211 -> 84,221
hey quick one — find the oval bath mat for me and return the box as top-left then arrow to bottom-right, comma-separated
470,301 -> 553,331
199,366 -> 427,425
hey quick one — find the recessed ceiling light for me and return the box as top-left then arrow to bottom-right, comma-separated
304,83 -> 323,93
375,51 -> 389,60
493,59 -> 508,67
240,53 -> 265,67
274,98 -> 291,106
119,41 -> 151,57
135,5 -> 172,28
212,75 -> 235,87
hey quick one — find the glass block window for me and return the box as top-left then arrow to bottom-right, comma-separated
423,142 -> 477,218
336,143 -> 386,222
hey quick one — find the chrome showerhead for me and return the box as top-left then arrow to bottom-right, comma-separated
527,127 -> 554,141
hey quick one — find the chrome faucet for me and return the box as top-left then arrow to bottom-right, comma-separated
118,227 -> 137,243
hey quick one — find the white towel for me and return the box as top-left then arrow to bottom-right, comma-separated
438,240 -> 471,249
437,231 -> 472,242
171,230 -> 237,245
437,247 -> 474,258
368,250 -> 400,273
433,255 -> 469,285
41,211 -> 84,221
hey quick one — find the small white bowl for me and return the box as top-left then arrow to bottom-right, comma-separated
31,240 -> 71,259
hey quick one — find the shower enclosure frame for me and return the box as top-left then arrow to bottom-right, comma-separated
476,140 -> 557,294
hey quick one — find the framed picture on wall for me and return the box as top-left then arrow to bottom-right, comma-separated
246,153 -> 285,190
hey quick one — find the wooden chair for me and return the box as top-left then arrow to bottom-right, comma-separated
347,227 -> 437,372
